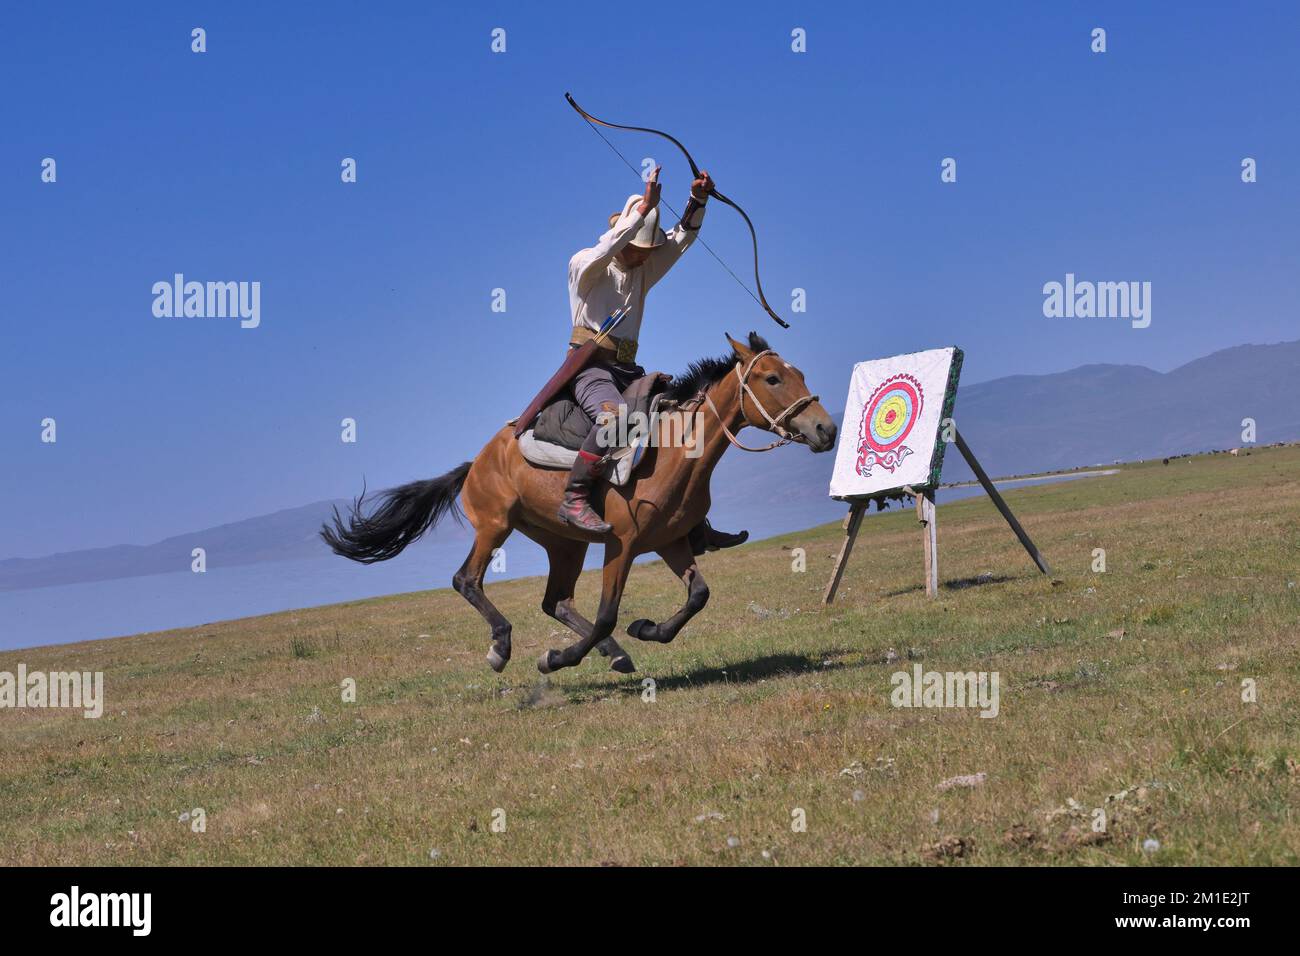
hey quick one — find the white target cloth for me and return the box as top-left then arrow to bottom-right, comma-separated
829,347 -> 963,499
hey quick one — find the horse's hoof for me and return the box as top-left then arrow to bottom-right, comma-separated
486,647 -> 508,673
610,654 -> 636,674
627,619 -> 653,641
537,649 -> 559,674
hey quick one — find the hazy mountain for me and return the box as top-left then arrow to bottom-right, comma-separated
943,339 -> 1300,477
0,500 -> 473,593
3,340 -> 1296,592
0,501 -> 344,592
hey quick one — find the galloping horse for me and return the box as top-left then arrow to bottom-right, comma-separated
322,332 -> 837,675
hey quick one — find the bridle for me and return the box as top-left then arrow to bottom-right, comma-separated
703,350 -> 820,453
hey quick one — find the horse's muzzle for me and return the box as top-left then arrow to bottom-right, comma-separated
792,407 -> 837,452
812,419 -> 837,452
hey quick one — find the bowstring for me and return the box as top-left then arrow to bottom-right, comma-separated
576,117 -> 766,313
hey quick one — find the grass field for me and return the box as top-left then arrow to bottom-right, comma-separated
2,447 -> 1297,866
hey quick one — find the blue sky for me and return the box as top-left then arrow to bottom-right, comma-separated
2,0 -> 1296,557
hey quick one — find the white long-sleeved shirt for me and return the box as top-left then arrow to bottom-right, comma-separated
568,200 -> 706,345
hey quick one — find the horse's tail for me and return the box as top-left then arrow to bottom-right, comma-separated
320,461 -> 472,563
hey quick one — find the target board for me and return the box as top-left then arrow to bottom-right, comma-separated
822,345 -> 1053,605
829,347 -> 963,500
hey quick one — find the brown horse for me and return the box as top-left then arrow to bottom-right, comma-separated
322,332 -> 837,675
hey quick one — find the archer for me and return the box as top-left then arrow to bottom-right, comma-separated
551,165 -> 748,550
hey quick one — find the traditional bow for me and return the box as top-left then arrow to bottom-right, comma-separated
566,92 -> 790,330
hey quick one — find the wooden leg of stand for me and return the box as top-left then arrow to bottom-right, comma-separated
823,501 -> 866,604
954,429 -> 1053,576
917,490 -> 938,597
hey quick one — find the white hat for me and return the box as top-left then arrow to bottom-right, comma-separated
608,194 -> 667,249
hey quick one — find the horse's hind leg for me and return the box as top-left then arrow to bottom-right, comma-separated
540,536 -> 636,674
626,537 -> 709,644
452,522 -> 514,673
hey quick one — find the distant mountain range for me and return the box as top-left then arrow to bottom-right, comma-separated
0,501 -> 388,592
944,339 -> 1300,477
0,490 -> 481,590
3,340 -> 1296,592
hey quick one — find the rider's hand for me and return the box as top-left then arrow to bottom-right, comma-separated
637,166 -> 662,216
691,169 -> 714,201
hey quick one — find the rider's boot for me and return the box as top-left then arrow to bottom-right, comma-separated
558,450 -> 612,534
688,517 -> 749,555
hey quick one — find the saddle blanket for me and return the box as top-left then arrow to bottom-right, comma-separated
513,393 -> 669,487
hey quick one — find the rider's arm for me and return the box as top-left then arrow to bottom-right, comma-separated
642,197 -> 707,288
571,172 -> 662,295
569,210 -> 645,295
644,171 -> 711,288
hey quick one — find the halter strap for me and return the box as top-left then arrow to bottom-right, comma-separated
703,350 -> 820,453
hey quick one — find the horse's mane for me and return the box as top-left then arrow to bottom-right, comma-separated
663,332 -> 770,402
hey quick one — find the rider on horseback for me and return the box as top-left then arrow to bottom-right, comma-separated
558,165 -> 748,553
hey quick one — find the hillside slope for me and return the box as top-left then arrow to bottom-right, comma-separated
2,446 -> 1296,866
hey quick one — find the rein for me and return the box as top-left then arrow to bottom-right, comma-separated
702,350 -> 819,453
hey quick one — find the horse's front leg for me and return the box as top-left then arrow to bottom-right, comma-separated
626,537 -> 709,644
538,541 -> 634,673
538,535 -> 635,673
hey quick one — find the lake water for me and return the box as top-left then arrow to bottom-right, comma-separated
0,471 -> 1114,651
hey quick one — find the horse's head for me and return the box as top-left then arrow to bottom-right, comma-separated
725,332 -> 837,453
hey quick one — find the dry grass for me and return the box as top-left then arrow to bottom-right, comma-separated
2,447 -> 1297,866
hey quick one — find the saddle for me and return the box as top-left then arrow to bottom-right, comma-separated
512,372 -> 670,487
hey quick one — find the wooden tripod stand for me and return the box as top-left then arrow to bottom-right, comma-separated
823,429 -> 1052,603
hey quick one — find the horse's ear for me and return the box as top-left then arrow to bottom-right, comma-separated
725,332 -> 753,362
